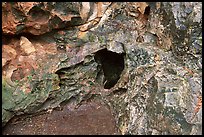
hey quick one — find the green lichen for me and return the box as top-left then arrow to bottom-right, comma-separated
98,36 -> 106,44
2,81 -> 16,110
89,33 -> 96,42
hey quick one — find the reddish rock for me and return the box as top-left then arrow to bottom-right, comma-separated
2,45 -> 17,67
3,100 -> 121,135
2,2 -> 82,35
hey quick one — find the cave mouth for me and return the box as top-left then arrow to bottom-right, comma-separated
94,48 -> 125,89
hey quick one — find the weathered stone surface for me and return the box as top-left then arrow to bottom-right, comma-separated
2,2 -> 202,135
2,2 -> 82,35
2,45 -> 17,67
19,36 -> 36,55
3,100 -> 121,135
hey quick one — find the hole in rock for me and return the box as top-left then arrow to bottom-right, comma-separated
28,6 -> 50,22
144,6 -> 150,16
94,48 -> 125,89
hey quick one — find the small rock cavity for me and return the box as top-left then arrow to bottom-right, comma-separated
94,48 -> 125,89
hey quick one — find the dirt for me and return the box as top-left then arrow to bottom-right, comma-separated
2,100 -> 121,135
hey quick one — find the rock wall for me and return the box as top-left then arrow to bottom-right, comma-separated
2,2 -> 202,135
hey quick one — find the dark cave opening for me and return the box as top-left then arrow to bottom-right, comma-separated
94,48 -> 125,89
144,6 -> 150,16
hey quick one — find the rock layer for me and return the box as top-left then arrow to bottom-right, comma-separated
2,2 -> 202,135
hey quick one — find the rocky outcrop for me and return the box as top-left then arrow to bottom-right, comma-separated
2,2 -> 202,135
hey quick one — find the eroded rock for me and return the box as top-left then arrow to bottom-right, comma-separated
2,2 -> 202,135
20,36 -> 36,55
3,100 -> 121,135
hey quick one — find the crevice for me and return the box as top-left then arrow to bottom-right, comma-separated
2,22 -> 79,42
112,88 -> 127,96
144,6 -> 150,17
2,28 -> 69,45
94,48 -> 125,89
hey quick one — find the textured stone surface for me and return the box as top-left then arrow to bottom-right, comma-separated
3,100 -> 120,135
2,2 -> 82,35
2,2 -> 202,135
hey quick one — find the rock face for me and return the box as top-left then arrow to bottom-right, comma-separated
2,2 -> 202,135
3,100 -> 121,135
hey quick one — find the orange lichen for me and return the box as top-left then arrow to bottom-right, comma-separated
191,94 -> 202,122
183,66 -> 194,76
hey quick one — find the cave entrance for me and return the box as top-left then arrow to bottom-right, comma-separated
94,48 -> 125,89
